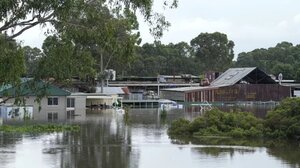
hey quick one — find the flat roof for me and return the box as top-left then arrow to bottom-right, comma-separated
70,92 -> 112,96
86,96 -> 113,99
161,86 -> 221,92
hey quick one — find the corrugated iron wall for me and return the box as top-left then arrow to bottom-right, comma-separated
185,84 -> 290,102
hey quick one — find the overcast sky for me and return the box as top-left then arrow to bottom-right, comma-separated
16,0 -> 300,59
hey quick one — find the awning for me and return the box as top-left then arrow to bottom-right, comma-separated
86,96 -> 113,99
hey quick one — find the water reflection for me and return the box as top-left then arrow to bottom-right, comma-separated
0,108 -> 299,168
192,146 -> 255,158
182,103 -> 276,118
58,110 -> 134,168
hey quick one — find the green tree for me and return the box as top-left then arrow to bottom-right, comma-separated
0,0 -> 177,39
36,35 -> 95,82
265,98 -> 300,138
125,41 -> 199,76
0,0 -> 178,94
191,32 -> 234,72
0,34 -> 25,86
23,46 -> 43,76
235,41 -> 300,81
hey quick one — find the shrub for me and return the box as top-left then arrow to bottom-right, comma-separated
168,118 -> 191,137
265,98 -> 300,138
168,108 -> 264,139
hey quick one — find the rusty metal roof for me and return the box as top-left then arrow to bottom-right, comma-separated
161,67 -> 276,93
211,67 -> 275,87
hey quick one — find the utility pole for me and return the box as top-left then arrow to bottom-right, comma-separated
100,52 -> 104,93
157,75 -> 160,98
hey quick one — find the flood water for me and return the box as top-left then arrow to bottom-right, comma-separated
0,108 -> 300,168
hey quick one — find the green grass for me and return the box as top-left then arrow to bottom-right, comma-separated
0,124 -> 80,133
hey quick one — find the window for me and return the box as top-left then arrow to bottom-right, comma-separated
48,112 -> 58,121
53,113 -> 58,120
48,97 -> 58,105
67,110 -> 75,119
67,98 -> 75,108
48,113 -> 52,120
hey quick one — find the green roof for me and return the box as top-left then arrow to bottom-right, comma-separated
0,79 -> 70,97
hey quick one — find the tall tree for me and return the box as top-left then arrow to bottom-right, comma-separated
235,41 -> 300,81
0,0 -> 178,91
52,2 -> 142,92
23,46 -> 43,76
124,41 -> 199,76
191,32 -> 234,72
0,34 -> 24,86
35,35 -> 95,82
0,0 -> 177,39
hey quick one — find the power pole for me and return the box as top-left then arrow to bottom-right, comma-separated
100,52 -> 104,93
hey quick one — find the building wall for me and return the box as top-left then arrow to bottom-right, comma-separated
0,105 -> 33,120
184,84 -> 290,102
185,89 -> 215,102
86,99 -> 114,107
5,96 -> 67,121
160,90 -> 185,101
214,84 -> 290,102
67,95 -> 86,120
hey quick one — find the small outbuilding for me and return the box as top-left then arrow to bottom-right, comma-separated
161,67 -> 290,102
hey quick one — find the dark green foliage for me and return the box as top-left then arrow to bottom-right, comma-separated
0,0 -> 177,98
0,34 -> 25,86
0,124 -> 80,133
168,108 -> 264,139
0,0 -> 177,39
191,32 -> 235,72
169,98 -> 300,140
235,42 -> 300,81
125,32 -> 235,77
35,35 -> 95,82
193,109 -> 263,138
167,118 -> 191,137
264,98 -> 300,138
124,41 -> 200,76
23,46 -> 43,76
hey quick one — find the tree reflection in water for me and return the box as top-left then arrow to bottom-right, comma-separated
55,110 -> 139,168
0,108 -> 299,168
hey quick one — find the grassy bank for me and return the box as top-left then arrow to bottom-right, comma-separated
168,98 -> 300,140
0,124 -> 80,133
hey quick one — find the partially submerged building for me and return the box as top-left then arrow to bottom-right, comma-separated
161,67 -> 290,102
0,80 -> 125,121
0,79 -> 72,121
0,104 -> 33,120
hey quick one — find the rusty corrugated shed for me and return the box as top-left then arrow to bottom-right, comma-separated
211,67 -> 275,87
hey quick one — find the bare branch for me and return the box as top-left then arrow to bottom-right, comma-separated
0,96 -> 13,105
7,13 -> 55,39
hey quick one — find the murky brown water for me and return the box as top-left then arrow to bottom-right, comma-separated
0,108 -> 299,168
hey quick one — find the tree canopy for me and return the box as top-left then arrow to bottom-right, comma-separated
122,41 -> 198,76
0,0 -> 178,102
0,0 -> 177,84
191,32 -> 234,72
235,41 -> 300,81
0,0 -> 177,39
0,34 -> 25,86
